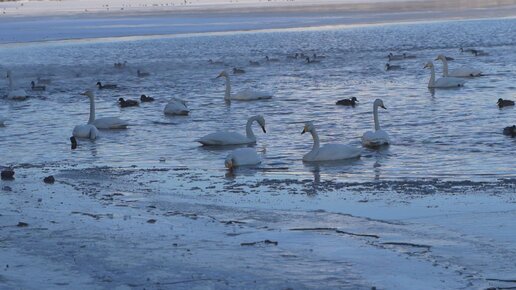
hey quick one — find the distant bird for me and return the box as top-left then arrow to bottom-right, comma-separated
36,77 -> 51,85
460,47 -> 475,53
164,98 -> 189,115
503,125 -> 515,137
388,53 -> 404,61
473,50 -> 489,56
265,56 -> 279,62
208,59 -> 224,65
118,98 -> 139,108
137,69 -> 150,77
385,63 -> 401,71
286,53 -> 299,59
249,60 -> 260,66
140,94 -> 154,102
305,57 -> 320,64
313,53 -> 326,59
233,68 -> 245,74
30,81 -> 45,91
444,56 -> 454,61
114,61 -> 127,68
498,98 -> 515,108
96,81 -> 117,89
336,97 -> 358,107
403,53 -> 416,59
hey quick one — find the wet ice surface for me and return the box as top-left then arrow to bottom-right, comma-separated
1,16 -> 516,290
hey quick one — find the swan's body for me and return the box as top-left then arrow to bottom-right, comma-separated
301,122 -> 361,162
217,71 -> 272,101
164,98 -> 189,115
6,71 -> 27,100
225,148 -> 261,169
72,124 -> 98,140
362,99 -> 390,148
80,90 -> 129,129
435,55 -> 482,77
424,61 -> 466,88
197,115 -> 266,146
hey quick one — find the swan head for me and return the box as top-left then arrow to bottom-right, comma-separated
216,71 -> 228,78
301,121 -> 315,134
253,115 -> 266,133
374,99 -> 387,110
80,90 -> 94,98
424,61 -> 434,69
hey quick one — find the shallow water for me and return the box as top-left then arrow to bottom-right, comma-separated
0,18 -> 515,181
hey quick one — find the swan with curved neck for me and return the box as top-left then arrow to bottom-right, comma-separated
81,90 -> 129,129
197,115 -> 266,146
424,61 -> 465,88
301,121 -> 361,162
225,148 -> 262,170
6,71 -> 27,100
435,55 -> 482,77
216,71 -> 272,101
361,99 -> 390,148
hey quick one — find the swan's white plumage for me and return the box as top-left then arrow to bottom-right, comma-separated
302,122 -> 361,162
197,115 -> 266,146
6,71 -> 27,100
435,55 -> 482,77
425,61 -> 465,88
362,99 -> 390,147
72,124 -> 98,140
217,71 -> 272,101
80,90 -> 129,130
164,98 -> 189,115
225,148 -> 261,169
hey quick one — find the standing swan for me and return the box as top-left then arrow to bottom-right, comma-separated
424,61 -> 465,88
217,71 -> 273,101
301,122 -> 361,162
435,55 -> 482,77
164,98 -> 189,115
197,115 -> 266,146
6,71 -> 27,100
80,90 -> 129,129
225,148 -> 262,170
362,99 -> 390,148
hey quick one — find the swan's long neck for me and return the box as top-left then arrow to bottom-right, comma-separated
245,116 -> 257,140
373,104 -> 381,131
441,58 -> 449,77
309,128 -> 320,152
223,75 -> 231,100
87,95 -> 96,124
428,65 -> 435,88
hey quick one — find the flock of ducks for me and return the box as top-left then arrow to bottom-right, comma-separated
2,47 -> 515,170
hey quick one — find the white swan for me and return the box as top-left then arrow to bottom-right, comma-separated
424,61 -> 466,88
362,99 -> 390,148
225,148 -> 261,169
435,55 -> 482,77
197,115 -> 266,146
164,98 -> 189,115
301,122 -> 361,162
217,71 -> 273,101
72,124 -> 98,140
6,71 -> 27,100
80,90 -> 129,129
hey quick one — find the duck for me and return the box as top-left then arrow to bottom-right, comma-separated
140,94 -> 154,102
498,98 -> 515,108
197,115 -> 266,146
233,68 -> 246,74
36,77 -> 51,85
249,60 -> 260,66
225,148 -> 262,170
503,125 -> 515,137
79,90 -> 129,129
114,61 -> 127,68
362,99 -> 390,148
265,56 -> 279,62
388,53 -> 404,61
301,121 -> 361,162
286,53 -> 299,59
5,71 -> 27,100
385,63 -> 401,71
118,98 -> 139,107
403,53 -> 416,59
137,69 -> 150,77
336,97 -> 358,107
96,81 -> 117,89
460,47 -> 476,53
305,57 -> 320,64
473,50 -> 489,56
435,55 -> 482,77
424,61 -> 466,88
208,59 -> 224,65
31,81 -> 45,91
217,71 -> 273,101
313,53 -> 326,59
164,98 -> 189,115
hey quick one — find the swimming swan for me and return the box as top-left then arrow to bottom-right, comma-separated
72,93 -> 99,139
197,115 -> 266,146
301,121 -> 361,162
6,71 -> 27,100
164,98 -> 189,115
435,55 -> 482,77
225,148 -> 262,169
361,99 -> 390,148
424,61 -> 466,88
80,90 -> 129,129
217,71 -> 272,101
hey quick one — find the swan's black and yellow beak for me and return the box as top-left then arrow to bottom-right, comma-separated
261,125 -> 266,133
381,105 -> 387,110
301,128 -> 307,134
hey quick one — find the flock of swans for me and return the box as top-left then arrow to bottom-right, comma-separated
2,47 -> 515,170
